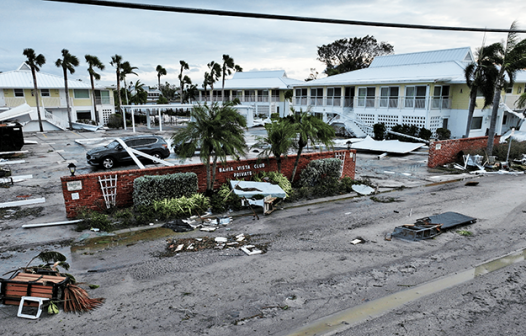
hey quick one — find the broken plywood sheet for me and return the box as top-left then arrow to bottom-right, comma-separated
351,136 -> 425,154
230,180 -> 287,199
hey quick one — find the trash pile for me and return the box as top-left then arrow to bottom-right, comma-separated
162,214 -> 233,233
448,154 -> 524,175
165,233 -> 266,256
387,212 -> 477,241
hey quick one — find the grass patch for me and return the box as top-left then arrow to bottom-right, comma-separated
456,230 -> 473,237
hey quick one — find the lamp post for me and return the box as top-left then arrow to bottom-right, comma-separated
68,163 -> 76,176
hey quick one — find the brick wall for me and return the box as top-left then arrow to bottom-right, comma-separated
61,150 -> 356,218
427,136 -> 500,168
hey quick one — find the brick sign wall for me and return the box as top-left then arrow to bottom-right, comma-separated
427,136 -> 500,168
61,150 -> 356,218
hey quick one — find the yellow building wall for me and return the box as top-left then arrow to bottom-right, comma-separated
4,89 -> 13,97
73,99 -> 92,106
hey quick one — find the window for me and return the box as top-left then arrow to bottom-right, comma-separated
357,87 -> 375,107
326,87 -> 342,106
257,90 -> 269,102
344,87 -> 354,107
470,116 -> 483,130
232,90 -> 242,100
519,86 -> 522,94
76,110 -> 91,121
271,90 -> 279,102
380,87 -> 399,108
295,88 -> 307,105
502,115 -> 508,125
432,85 -> 450,109
74,89 -> 90,99
310,88 -> 323,106
14,89 -> 24,97
405,86 -> 427,108
505,86 -> 512,94
41,89 -> 50,97
245,90 -> 256,102
95,90 -> 111,104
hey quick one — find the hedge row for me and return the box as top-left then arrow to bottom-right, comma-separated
132,173 -> 198,207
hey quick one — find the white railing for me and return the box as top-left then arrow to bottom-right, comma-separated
45,111 -> 69,130
3,97 -> 26,107
95,97 -> 114,105
41,97 -> 61,108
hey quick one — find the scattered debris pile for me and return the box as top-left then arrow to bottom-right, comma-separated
388,212 -> 477,241
165,233 -> 267,256
161,215 -> 234,233
0,251 -> 104,318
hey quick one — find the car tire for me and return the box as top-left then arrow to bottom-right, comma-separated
151,152 -> 162,163
102,156 -> 115,169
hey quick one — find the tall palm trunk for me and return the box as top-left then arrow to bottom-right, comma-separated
116,70 -> 124,128
276,157 -> 282,173
63,67 -> 72,129
464,88 -> 478,138
486,86 -> 503,156
31,69 -> 44,132
211,155 -> 219,191
291,145 -> 304,182
90,74 -> 99,125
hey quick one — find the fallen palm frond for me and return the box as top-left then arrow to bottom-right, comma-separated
64,284 -> 105,313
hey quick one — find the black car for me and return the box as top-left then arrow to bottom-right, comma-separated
86,135 -> 170,169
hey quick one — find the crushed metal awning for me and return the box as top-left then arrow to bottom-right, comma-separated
350,136 -> 425,154
229,181 -> 287,199
389,211 -> 477,241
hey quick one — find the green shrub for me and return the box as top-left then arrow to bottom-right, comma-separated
436,128 -> 451,140
76,208 -> 114,232
298,158 -> 343,187
107,113 -> 123,129
373,123 -> 386,140
133,173 -> 198,208
152,194 -> 210,219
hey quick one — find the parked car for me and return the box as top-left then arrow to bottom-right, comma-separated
86,135 -> 170,169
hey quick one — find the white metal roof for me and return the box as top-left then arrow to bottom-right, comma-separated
293,47 -> 484,88
295,61 -> 467,87
204,70 -> 303,90
370,47 -> 473,68
0,66 -> 96,89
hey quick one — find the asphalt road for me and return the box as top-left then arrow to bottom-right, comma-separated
2,165 -> 526,335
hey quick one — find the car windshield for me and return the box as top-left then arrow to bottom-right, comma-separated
106,140 -> 120,148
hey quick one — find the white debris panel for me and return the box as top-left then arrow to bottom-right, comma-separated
350,136 -> 425,154
229,181 -> 287,199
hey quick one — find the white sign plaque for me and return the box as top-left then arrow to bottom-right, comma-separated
67,181 -> 82,191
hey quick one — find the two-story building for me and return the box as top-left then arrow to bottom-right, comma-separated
0,63 -> 115,131
291,47 -> 526,139
198,70 -> 302,118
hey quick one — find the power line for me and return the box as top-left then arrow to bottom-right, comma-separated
45,0 -> 526,34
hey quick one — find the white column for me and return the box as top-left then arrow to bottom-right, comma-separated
159,108 -> 162,132
132,108 -> 136,133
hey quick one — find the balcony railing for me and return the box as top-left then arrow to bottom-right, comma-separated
3,97 -> 26,107
294,95 -> 452,110
95,97 -> 114,105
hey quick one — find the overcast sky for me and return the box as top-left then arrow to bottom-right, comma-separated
3,0 -> 526,89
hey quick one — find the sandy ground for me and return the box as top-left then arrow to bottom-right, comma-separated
2,129 -> 526,335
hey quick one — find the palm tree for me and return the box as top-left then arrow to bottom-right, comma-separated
178,60 -> 189,102
207,61 -> 221,100
463,43 -> 500,138
171,102 -> 247,192
120,61 -> 138,105
487,22 -> 526,155
221,54 -> 243,102
202,72 -> 212,102
253,119 -> 296,173
55,49 -> 79,129
129,80 -> 147,105
23,48 -> 46,132
110,55 -> 124,127
288,110 -> 335,181
85,55 -> 105,125
156,65 -> 167,90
